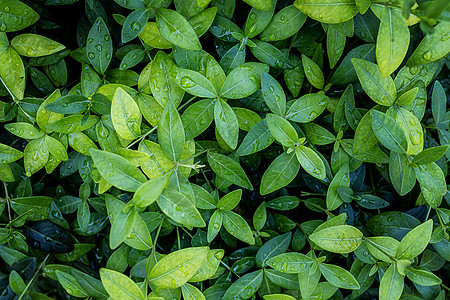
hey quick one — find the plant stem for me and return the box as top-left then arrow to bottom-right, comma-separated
125,126 -> 158,149
18,253 -> 50,300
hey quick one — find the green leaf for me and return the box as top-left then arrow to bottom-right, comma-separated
414,163 -> 447,196
11,34 -> 64,57
310,225 -> 363,253
217,189 -> 242,211
222,210 -> 255,244
45,95 -> 90,114
189,7 -> 218,37
365,236 -> 398,262
111,87 -> 142,140
352,58 -> 396,106
189,248 -> 224,282
130,176 -> 167,208
121,8 -> 149,44
283,53 -> 304,98
214,99 -> 239,150
253,202 -> 266,231
412,145 -> 449,165
192,183 -> 216,209
148,247 -> 209,288
250,40 -> 293,69
319,263 -> 360,290
10,196 -> 52,221
236,119 -> 274,156
157,189 -> 206,227
0,143 -> 23,163
267,252 -> 314,273
294,0 -> 358,24
207,210 -> 222,242
326,164 -> 350,210
260,152 -> 300,195
243,0 -> 272,11
260,5 -> 306,42
90,149 -> 146,192
55,271 -> 89,298
181,283 -> 206,300
158,100 -> 185,162
407,22 -> 450,66
396,220 -> 433,259
207,152 -> 253,190
0,41 -> 25,100
386,106 -> 423,155
298,262 -> 321,299
266,113 -> 298,148
264,295 -> 296,300
376,8 -> 410,77
156,8 -> 202,50
222,270 -> 263,300
219,62 -> 269,99
261,71 -> 286,116
150,51 -> 185,107
244,0 -> 276,38
174,68 -> 217,98
303,123 -> 335,145
389,152 -> 416,196
100,268 -> 145,300
109,209 -> 136,249
86,17 -> 113,74
295,145 -> 326,180
181,99 -> 214,140
24,137 -> 49,176
256,232 -> 292,267
220,43 -> 246,72
302,54 -> 324,89
431,81 -> 446,125
379,264 -> 404,300
5,122 -> 44,140
371,110 -> 408,153
405,267 -> 442,286
0,0 -> 39,32
233,107 -> 262,131
285,93 -> 328,123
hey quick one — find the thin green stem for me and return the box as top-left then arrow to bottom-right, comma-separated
3,181 -> 11,221
425,206 -> 432,221
178,96 -> 197,111
18,253 -> 50,300
125,126 -> 158,149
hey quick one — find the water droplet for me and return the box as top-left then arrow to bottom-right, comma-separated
0,22 -> 7,31
441,33 -> 450,41
95,44 -> 102,51
249,13 -> 256,20
122,63 -> 128,69
181,76 -> 196,88
410,66 -> 418,75
87,38 -> 94,44
131,21 -> 141,31
269,34 -> 275,40
104,35 -> 110,41
4,6 -> 10,12
422,51 -> 432,60
88,52 -> 95,59
213,222 -> 220,229
309,111 -> 318,120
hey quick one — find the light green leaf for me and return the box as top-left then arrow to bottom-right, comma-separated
432,81 -> 446,125
386,106 -> 423,155
86,17 -> 113,74
219,62 -> 269,99
302,54 -> 324,89
250,40 -> 293,69
5,122 -> 44,140
182,99 -> 214,140
260,5 -> 306,42
352,58 -> 396,106
207,210 -> 222,242
222,210 -> 255,244
303,123 -> 335,145
222,270 -> 263,300
44,135 -> 68,161
130,176 -> 167,208
371,110 -> 408,153
243,0 -> 272,11
264,295 -> 296,300
256,232 -> 292,267
189,7 -> 217,37
353,110 -> 377,156
319,263 -> 360,290
189,249 -> 224,282
294,0 -> 358,24
365,236 -> 399,262
412,145 -> 449,165
148,247 -> 209,288
233,107 -> 262,131
157,189 -> 206,227
414,163 -> 447,196
260,152 -> 300,195
310,225 -> 363,253
0,43 -> 25,100
396,220 -> 433,259
405,267 -> 442,286
156,8 -> 202,50
109,209 -> 136,249
244,0 -> 276,38
217,189 -> 242,211
267,252 -> 314,273
181,283 -> 206,300
11,34 -> 65,57
174,68 -> 217,98
0,143 -> 23,163
111,87 -> 142,140
0,0 -> 39,32
379,264 -> 404,300
158,100 -> 185,162
90,149 -> 146,192
214,99 -> 239,150
24,137 -> 49,176
326,164 -> 350,210
407,22 -> 450,66
261,71 -> 286,116
68,132 -> 98,156
376,8 -> 409,77
207,152 -> 253,190
295,145 -> 326,180
100,268 -> 145,300
266,113 -> 298,148
285,93 -> 328,123
121,8 -> 149,44
236,119 -> 274,156
55,271 -> 89,298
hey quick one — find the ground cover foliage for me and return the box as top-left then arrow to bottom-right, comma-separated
0,0 -> 449,299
